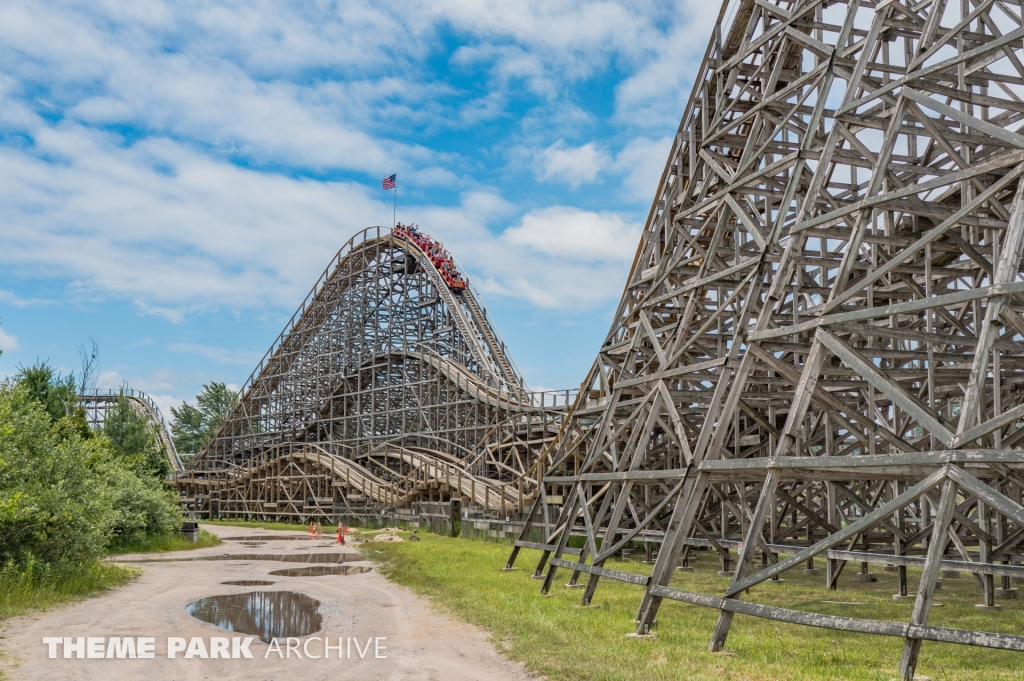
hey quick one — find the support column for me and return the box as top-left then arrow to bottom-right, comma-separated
899,475 -> 957,681
709,468 -> 780,652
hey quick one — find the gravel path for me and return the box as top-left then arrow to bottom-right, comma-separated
0,525 -> 532,681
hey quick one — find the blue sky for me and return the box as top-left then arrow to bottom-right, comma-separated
0,0 -> 716,416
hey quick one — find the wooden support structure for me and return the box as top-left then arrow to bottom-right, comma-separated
507,1 -> 1024,677
175,226 -> 574,523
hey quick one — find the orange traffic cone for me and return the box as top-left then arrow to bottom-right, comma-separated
309,522 -> 314,540
336,525 -> 343,544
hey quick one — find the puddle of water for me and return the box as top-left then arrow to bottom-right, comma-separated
269,566 -> 373,577
185,591 -> 321,642
225,536 -> 311,541
240,542 -> 267,546
119,553 -> 358,564
221,580 -> 276,586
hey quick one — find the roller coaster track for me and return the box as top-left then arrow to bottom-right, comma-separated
184,442 -> 522,515
80,389 -> 183,473
177,225 -> 574,518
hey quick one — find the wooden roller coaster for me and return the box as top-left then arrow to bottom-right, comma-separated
174,225 -> 575,525
504,0 -> 1024,677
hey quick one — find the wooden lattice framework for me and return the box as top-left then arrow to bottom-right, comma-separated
80,389 -> 183,473
507,0 -> 1024,676
177,226 -> 573,521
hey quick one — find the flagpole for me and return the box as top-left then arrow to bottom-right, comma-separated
393,183 -> 397,229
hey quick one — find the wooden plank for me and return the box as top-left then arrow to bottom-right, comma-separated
549,558 -> 651,586
747,282 -> 1024,342
827,550 -> 1024,579
651,586 -> 1024,651
614,358 -> 728,389
544,469 -> 690,483
513,541 -> 582,556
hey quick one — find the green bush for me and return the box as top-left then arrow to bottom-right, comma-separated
104,466 -> 181,545
0,377 -> 183,570
0,387 -> 116,566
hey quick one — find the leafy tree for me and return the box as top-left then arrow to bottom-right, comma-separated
14,362 -> 77,421
102,393 -> 171,478
0,385 -> 115,566
171,382 -> 238,455
14,361 -> 91,437
0,371 -> 182,569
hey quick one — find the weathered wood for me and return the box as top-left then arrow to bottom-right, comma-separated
507,1 -> 1024,676
651,585 -> 1024,651
549,558 -> 651,587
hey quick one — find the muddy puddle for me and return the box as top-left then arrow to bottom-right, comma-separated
269,566 -> 373,577
224,536 -> 314,541
120,553 -> 358,564
221,580 -> 276,586
185,591 -> 321,642
240,542 -> 267,546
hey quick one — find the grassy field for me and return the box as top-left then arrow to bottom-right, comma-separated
2,530 -> 220,621
365,531 -> 1024,681
0,562 -> 138,621
106,529 -> 222,554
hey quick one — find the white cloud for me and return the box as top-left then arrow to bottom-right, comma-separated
0,0 -> 712,323
0,327 -> 19,352
613,2 -> 719,127
502,207 -> 639,262
613,136 -> 672,203
0,124 -> 391,310
0,290 -> 56,307
534,141 -> 610,188
167,342 -> 263,365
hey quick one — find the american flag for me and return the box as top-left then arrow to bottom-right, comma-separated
382,174 -> 396,190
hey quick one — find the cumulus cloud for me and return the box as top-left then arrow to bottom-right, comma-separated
0,123 -> 390,310
534,141 -> 610,188
0,0 -> 713,322
613,136 -> 672,203
502,207 -> 639,262
0,327 -> 19,353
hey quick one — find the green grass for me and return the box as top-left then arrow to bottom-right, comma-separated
105,529 -> 222,554
0,561 -> 137,621
364,532 -> 1024,681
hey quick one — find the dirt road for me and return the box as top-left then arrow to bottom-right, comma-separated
0,525 -> 531,681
